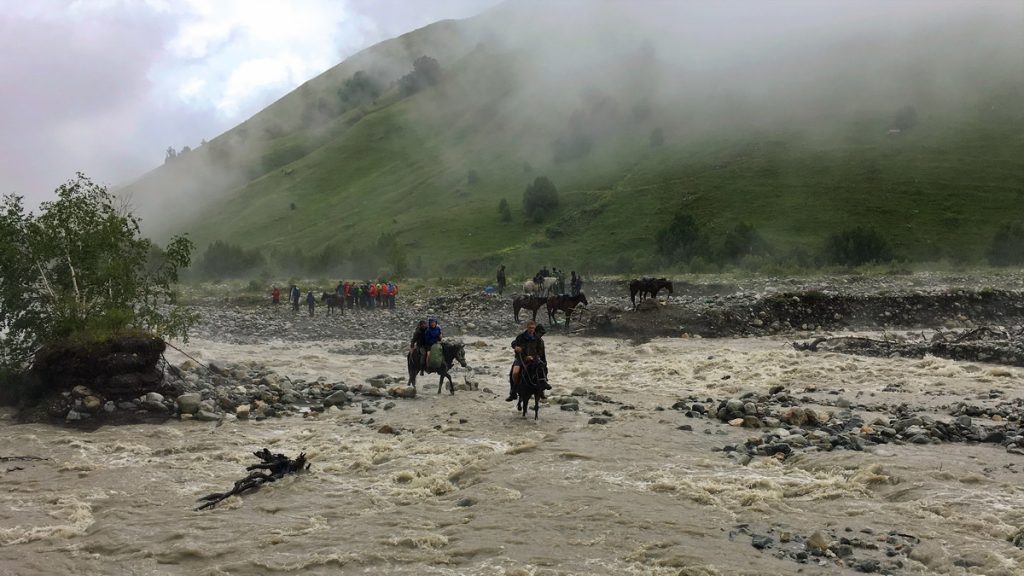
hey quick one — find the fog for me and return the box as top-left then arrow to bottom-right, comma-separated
120,0 -> 1023,262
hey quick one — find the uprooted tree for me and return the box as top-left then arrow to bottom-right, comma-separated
0,173 -> 195,373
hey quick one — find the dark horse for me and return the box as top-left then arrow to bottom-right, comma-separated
546,293 -> 588,328
629,278 -> 673,309
320,292 -> 343,315
513,360 -> 546,419
407,342 -> 467,394
513,295 -> 547,322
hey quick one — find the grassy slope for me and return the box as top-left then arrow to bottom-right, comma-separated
128,18 -> 1024,275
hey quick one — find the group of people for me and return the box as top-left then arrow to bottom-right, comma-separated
503,264 -> 583,296
336,280 -> 398,310
271,285 -> 319,316
271,281 -> 399,316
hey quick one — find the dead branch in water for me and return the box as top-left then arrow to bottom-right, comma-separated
793,326 -> 1024,367
195,449 -> 310,511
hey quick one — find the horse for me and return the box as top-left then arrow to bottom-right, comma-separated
320,292 -> 343,315
407,341 -> 467,394
513,360 -> 546,420
523,277 -> 558,296
546,293 -> 589,328
513,295 -> 547,322
629,278 -> 673,309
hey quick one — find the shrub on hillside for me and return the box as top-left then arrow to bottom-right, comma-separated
655,212 -> 708,262
399,56 -> 442,97
197,241 -> 265,279
338,70 -> 382,109
720,222 -> 772,262
986,223 -> 1024,266
823,227 -> 893,266
523,177 -> 559,222
498,198 -> 511,222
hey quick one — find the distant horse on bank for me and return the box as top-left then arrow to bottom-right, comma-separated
523,277 -> 558,296
546,293 -> 588,328
629,278 -> 673,309
407,341 -> 467,394
513,295 -> 547,322
320,292 -> 343,315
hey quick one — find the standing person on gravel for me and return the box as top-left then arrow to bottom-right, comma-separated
388,281 -> 397,309
305,290 -> 315,316
290,285 -> 300,312
497,265 -> 507,295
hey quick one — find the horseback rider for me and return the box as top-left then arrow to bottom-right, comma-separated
506,320 -> 552,402
410,319 -> 428,374
423,318 -> 443,376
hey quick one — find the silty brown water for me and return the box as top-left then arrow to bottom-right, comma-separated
2,334 -> 1023,575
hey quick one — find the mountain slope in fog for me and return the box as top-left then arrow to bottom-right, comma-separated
122,0 -> 1024,273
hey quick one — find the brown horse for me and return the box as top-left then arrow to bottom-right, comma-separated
546,293 -> 588,328
320,292 -> 343,315
513,295 -> 547,322
629,278 -> 673,309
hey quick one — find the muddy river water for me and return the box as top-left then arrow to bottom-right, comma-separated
2,332 -> 1023,575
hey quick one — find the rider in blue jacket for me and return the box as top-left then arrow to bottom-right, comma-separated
422,318 -> 442,375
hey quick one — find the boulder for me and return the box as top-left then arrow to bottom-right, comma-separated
389,386 -> 417,399
176,393 -> 202,415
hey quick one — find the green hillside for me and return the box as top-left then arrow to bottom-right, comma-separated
123,1 -> 1024,277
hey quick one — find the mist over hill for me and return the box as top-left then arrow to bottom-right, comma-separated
122,0 -> 1024,278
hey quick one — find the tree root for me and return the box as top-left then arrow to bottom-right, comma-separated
195,449 -> 310,511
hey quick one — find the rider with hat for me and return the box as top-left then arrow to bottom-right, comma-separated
506,321 -> 551,401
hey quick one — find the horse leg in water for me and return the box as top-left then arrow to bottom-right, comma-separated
513,301 -> 520,322
437,370 -> 445,394
407,353 -> 418,387
533,391 -> 539,420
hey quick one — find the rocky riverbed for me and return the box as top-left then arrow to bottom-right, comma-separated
3,272 -> 1024,575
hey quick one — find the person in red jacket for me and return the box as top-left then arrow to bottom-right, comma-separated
369,282 -> 378,310
271,286 -> 280,304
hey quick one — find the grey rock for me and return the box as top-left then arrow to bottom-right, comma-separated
323,390 -> 351,407
194,410 -> 221,422
176,393 -> 202,415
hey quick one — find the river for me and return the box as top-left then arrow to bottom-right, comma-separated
2,333 -> 1023,575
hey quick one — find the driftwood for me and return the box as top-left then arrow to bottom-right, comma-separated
793,326 -> 1024,367
195,448 -> 309,511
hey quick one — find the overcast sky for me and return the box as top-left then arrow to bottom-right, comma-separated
0,0 -> 500,207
